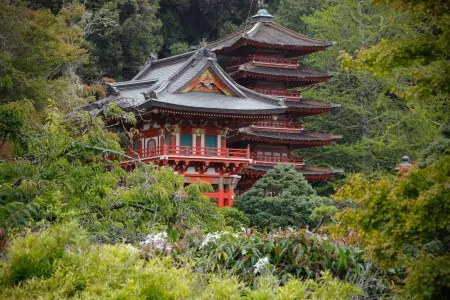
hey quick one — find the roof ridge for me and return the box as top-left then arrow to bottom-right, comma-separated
207,27 -> 246,48
132,50 -> 197,81
111,78 -> 158,88
265,22 -> 332,46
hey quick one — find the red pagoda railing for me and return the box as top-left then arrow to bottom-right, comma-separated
253,88 -> 302,101
252,120 -> 303,132
227,55 -> 299,69
127,145 -> 251,161
252,153 -> 304,165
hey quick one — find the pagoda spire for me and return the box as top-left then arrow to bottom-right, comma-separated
257,0 -> 268,9
252,0 -> 274,22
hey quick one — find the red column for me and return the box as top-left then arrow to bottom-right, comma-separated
217,189 -> 224,208
159,135 -> 165,154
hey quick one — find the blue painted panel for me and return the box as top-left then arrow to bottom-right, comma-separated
181,133 -> 192,146
205,135 -> 217,148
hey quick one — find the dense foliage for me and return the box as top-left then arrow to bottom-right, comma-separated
334,155 -> 450,299
235,165 -> 323,228
157,229 -> 388,297
1,0 -> 449,298
295,0 -> 442,188
0,107 -> 224,242
0,224 -> 362,299
0,2 -> 86,107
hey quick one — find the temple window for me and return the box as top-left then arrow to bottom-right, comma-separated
147,139 -> 156,149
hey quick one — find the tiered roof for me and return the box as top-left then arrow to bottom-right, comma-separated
247,165 -> 342,182
229,127 -> 342,147
77,49 -> 286,119
230,64 -> 332,85
139,49 -> 286,116
209,12 -> 332,56
207,7 -> 342,183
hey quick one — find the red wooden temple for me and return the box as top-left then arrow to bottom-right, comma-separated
80,7 -> 341,207
208,8 -> 342,194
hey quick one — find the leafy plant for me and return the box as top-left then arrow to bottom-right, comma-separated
335,155 -> 450,298
220,207 -> 250,231
154,229 -> 389,297
0,224 -> 362,299
235,165 -> 324,229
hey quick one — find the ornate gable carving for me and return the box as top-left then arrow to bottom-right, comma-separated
182,68 -> 235,96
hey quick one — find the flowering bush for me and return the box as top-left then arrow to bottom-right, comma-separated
140,232 -> 172,252
0,224 -> 362,299
141,229 -> 390,297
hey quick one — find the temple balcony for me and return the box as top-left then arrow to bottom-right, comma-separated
251,120 -> 303,133
252,88 -> 302,101
251,153 -> 305,167
123,145 -> 252,165
227,55 -> 300,70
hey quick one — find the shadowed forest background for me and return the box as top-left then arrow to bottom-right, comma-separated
0,0 -> 448,299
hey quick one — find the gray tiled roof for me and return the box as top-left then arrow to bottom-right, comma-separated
209,22 -> 332,52
139,91 -> 285,114
76,48 -> 287,115
286,100 -> 341,110
232,65 -> 333,79
132,51 -> 196,82
140,49 -> 286,114
248,164 -> 342,175
238,127 -> 342,142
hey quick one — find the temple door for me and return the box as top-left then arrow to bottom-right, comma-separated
181,133 -> 192,155
147,139 -> 156,156
205,135 -> 217,156
132,140 -> 139,158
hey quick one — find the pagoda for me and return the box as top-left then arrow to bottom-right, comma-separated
79,48 -> 286,207
78,4 -> 342,207
207,4 -> 342,193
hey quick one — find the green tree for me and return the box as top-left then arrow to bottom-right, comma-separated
82,0 -> 163,80
275,0 -> 326,35
334,155 -> 450,299
169,42 -> 191,56
235,165 -> 323,228
419,119 -> 450,168
340,0 -> 450,107
289,0 -> 440,183
0,2 -> 87,106
219,206 -> 250,230
0,106 -> 224,242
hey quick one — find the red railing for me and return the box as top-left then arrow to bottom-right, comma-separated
252,120 -> 303,130
252,153 -> 304,165
128,145 -> 251,160
227,55 -> 299,69
253,88 -> 302,100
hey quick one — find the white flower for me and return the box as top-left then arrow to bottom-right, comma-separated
140,232 -> 171,251
200,231 -> 237,249
241,249 -> 247,256
253,256 -> 270,274
200,233 -> 220,249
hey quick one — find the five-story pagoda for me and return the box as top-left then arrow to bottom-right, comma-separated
208,3 -> 342,193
